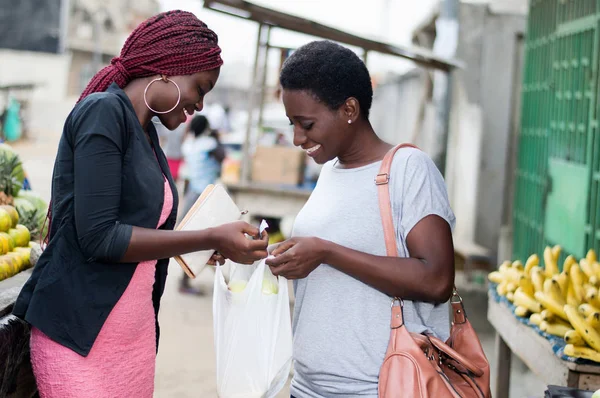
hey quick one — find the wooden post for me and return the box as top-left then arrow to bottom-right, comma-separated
256,25 -> 272,136
241,23 -> 267,184
494,332 -> 511,398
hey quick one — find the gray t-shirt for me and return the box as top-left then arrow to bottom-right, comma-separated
290,147 -> 456,398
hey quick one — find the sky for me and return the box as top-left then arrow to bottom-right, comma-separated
157,0 -> 438,87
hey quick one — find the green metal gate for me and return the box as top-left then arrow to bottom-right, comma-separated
513,0 -> 599,263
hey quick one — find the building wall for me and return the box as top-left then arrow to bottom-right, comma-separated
445,3 -> 526,260
410,2 -> 527,261
0,50 -> 71,100
370,69 -> 433,148
0,49 -> 74,137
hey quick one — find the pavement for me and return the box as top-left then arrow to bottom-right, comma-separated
12,123 -> 545,397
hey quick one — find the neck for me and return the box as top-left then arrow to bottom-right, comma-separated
337,120 -> 391,168
123,78 -> 154,130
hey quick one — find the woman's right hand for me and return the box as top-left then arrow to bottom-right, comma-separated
211,221 -> 269,264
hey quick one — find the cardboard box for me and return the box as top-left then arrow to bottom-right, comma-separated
251,145 -> 306,186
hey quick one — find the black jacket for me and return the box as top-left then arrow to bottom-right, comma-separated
13,83 -> 179,356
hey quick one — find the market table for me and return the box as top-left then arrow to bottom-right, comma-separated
225,182 -> 312,221
488,292 -> 600,397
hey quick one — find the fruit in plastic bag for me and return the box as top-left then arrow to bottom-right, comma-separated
262,278 -> 279,295
228,280 -> 248,293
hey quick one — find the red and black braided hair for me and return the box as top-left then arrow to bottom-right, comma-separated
78,9 -> 223,102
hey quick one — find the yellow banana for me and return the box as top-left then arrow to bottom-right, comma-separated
586,286 -> 600,309
488,271 -> 504,284
564,255 -> 577,275
569,265 -> 586,303
531,267 -> 545,293
592,262 -> 600,278
581,259 -> 596,280
544,246 -> 559,278
564,344 -> 600,363
564,304 -> 600,351
541,309 -> 556,323
587,249 -> 597,265
514,306 -> 529,317
579,303 -> 600,317
514,289 -> 542,313
587,313 -> 600,329
553,274 -> 568,298
565,330 -> 587,346
590,275 -> 600,288
505,268 -> 523,283
552,245 -> 562,262
540,321 -> 572,338
567,282 -> 580,307
512,260 -> 524,271
506,291 -> 514,302
544,279 -> 566,304
525,254 -> 540,275
498,261 -> 511,274
535,291 -> 569,321
530,313 -> 543,326
497,281 -> 508,296
518,275 -> 535,298
506,282 -> 518,293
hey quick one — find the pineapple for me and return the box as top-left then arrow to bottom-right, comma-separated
0,144 -> 24,199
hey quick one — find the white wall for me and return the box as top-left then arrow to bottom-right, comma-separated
0,50 -> 75,137
0,50 -> 71,100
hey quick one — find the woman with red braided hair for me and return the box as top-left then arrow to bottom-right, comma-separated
13,10 -> 268,397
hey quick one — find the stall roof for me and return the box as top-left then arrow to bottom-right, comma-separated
203,0 -> 462,72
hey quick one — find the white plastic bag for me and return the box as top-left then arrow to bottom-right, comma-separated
213,259 -> 292,398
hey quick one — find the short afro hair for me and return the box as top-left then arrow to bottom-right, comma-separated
279,40 -> 373,119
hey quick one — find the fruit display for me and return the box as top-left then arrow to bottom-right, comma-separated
0,203 -> 42,282
489,247 -> 600,364
0,143 -> 48,242
0,143 -> 25,201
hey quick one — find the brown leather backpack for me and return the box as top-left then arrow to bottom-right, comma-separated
376,143 -> 491,398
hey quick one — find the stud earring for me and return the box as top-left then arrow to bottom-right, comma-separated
348,119 -> 352,124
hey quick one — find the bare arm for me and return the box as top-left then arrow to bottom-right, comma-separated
267,215 -> 455,303
121,223 -> 268,264
324,215 -> 454,302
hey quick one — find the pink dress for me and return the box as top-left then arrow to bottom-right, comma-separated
30,177 -> 173,398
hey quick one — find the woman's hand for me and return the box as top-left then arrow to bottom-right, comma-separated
265,237 -> 327,279
211,221 -> 269,264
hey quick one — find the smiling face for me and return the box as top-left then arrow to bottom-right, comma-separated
147,67 -> 220,130
282,89 -> 353,165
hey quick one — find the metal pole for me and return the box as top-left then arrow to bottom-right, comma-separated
58,0 -> 71,54
435,0 -> 459,177
241,23 -> 266,184
256,25 -> 272,134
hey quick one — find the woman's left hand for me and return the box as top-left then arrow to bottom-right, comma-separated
265,237 -> 327,279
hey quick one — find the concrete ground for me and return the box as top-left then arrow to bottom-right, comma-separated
14,125 -> 546,397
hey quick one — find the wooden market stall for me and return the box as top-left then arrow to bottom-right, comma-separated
489,293 -> 600,397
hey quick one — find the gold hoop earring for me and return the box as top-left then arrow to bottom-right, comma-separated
144,76 -> 181,114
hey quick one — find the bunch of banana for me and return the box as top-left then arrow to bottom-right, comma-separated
490,247 -> 600,362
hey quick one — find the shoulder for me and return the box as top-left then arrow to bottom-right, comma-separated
75,92 -> 127,115
389,147 -> 440,180
71,92 -> 129,130
69,93 -> 130,148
